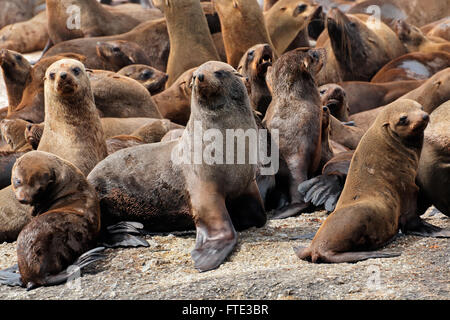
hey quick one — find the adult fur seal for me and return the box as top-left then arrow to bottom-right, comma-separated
0,11 -> 48,54
95,40 -> 153,71
158,0 -> 220,86
88,61 -> 266,272
0,0 -> 35,29
316,8 -> 406,84
7,151 -> 102,290
237,44 -> 274,115
263,47 -> 326,218
117,65 -> 168,95
295,99 -> 449,264
214,0 -> 275,68
38,59 -> 108,175
417,100 -> 450,217
0,50 -> 32,110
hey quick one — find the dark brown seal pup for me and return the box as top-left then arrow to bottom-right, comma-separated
44,18 -> 169,72
341,80 -> 424,114
318,83 -> 349,122
417,100 -> 450,217
95,40 -> 152,71
117,64 -> 168,95
393,20 -> 450,54
316,8 -> 406,84
371,51 -> 450,83
0,50 -> 32,110
295,99 -> 450,264
152,68 -> 196,126
46,0 -> 163,44
0,11 -> 48,54
88,61 -> 266,272
237,44 -> 273,116
159,0 -> 220,86
11,151 -> 102,289
38,59 -> 108,175
25,123 -> 43,150
0,119 -> 32,152
214,0 -> 275,68
263,47 -> 326,217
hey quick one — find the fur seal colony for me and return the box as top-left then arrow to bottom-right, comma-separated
0,0 -> 449,293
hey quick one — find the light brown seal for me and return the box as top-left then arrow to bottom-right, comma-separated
95,40 -> 153,71
117,64 -> 168,95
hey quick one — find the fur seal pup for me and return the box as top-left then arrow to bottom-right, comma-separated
117,64 -> 168,95
371,51 -> 450,83
88,61 -> 266,272
214,0 -> 275,68
295,99 -> 449,263
95,40 -> 153,72
38,58 -> 108,176
0,50 -> 32,110
316,8 -> 406,84
237,44 -> 274,116
2,151 -> 103,290
417,100 -> 450,217
263,47 -> 326,218
318,84 -> 349,122
0,11 -> 48,54
158,0 -> 220,86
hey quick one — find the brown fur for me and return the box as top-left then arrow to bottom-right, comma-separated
214,0 -> 275,68
371,51 -> 450,83
159,0 -> 220,86
117,64 -> 168,95
319,83 -> 349,121
0,49 -> 32,110
13,151 -> 101,288
329,114 -> 364,150
0,11 -> 48,54
152,68 -> 196,126
37,59 -> 108,176
316,9 -> 406,84
25,123 -> 44,150
95,40 -> 153,71
421,17 -> 450,41
0,0 -> 35,29
46,0 -> 163,44
296,99 -> 429,263
0,119 -> 32,152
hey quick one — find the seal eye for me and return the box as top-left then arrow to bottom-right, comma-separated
398,115 -> 408,125
296,4 -> 308,14
15,54 -> 22,61
319,89 -> 326,95
140,70 -> 153,80
13,178 -> 22,188
349,22 -> 356,28
72,67 -> 81,76
214,70 -> 226,78
247,50 -> 255,62
49,72 -> 56,80
112,46 -> 120,53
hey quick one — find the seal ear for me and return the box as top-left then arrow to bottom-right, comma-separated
232,0 -> 239,9
301,48 -> 326,74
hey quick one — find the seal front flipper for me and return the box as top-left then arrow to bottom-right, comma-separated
0,264 -> 22,287
402,218 -> 450,238
190,190 -> 237,272
298,174 -> 343,212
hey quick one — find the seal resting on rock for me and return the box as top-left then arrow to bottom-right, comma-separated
88,61 -> 266,272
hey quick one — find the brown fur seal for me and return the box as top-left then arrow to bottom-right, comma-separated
214,0 -> 275,68
237,44 -> 273,115
341,80 -> 424,114
152,68 -> 196,126
117,64 -> 168,95
44,18 -> 169,72
6,53 -> 87,124
263,0 -> 279,11
421,17 -> 450,42
295,99 -> 450,263
316,8 -> 406,84
348,0 -> 450,28
0,11 -> 48,54
0,0 -> 35,29
264,0 -> 319,55
158,0 -> 220,86
46,0 -> 163,44
95,40 -> 153,71
25,123 -> 43,150
88,61 -> 266,272
11,151 -> 101,289
371,51 -> 450,83
0,50 -> 32,110
393,20 -> 450,54
263,47 -> 326,217
38,59 -> 108,175
417,100 -> 450,217
0,119 -> 32,152
318,84 -> 349,122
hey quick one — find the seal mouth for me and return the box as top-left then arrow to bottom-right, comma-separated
57,81 -> 77,95
325,98 -> 341,109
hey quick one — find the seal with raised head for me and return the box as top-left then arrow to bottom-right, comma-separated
318,83 -> 349,122
295,99 -> 449,264
8,151 -> 102,290
88,61 -> 266,272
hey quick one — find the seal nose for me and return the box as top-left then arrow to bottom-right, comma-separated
60,72 -> 67,80
197,74 -> 204,82
422,113 -> 429,122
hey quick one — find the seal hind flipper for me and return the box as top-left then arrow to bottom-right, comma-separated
0,264 -> 22,287
402,219 -> 450,238
298,175 -> 343,212
271,202 -> 310,220
294,247 -> 401,263
190,191 -> 237,272
102,221 -> 149,248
